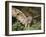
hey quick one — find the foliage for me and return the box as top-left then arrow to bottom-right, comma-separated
12,21 -> 41,31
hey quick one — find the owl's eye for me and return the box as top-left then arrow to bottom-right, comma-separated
26,16 -> 28,17
17,13 -> 19,15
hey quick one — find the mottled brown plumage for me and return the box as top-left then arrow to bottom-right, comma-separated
12,8 -> 33,30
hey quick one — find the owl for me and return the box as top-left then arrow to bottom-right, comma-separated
12,7 -> 33,29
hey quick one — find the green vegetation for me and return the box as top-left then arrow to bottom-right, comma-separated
12,21 -> 41,31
